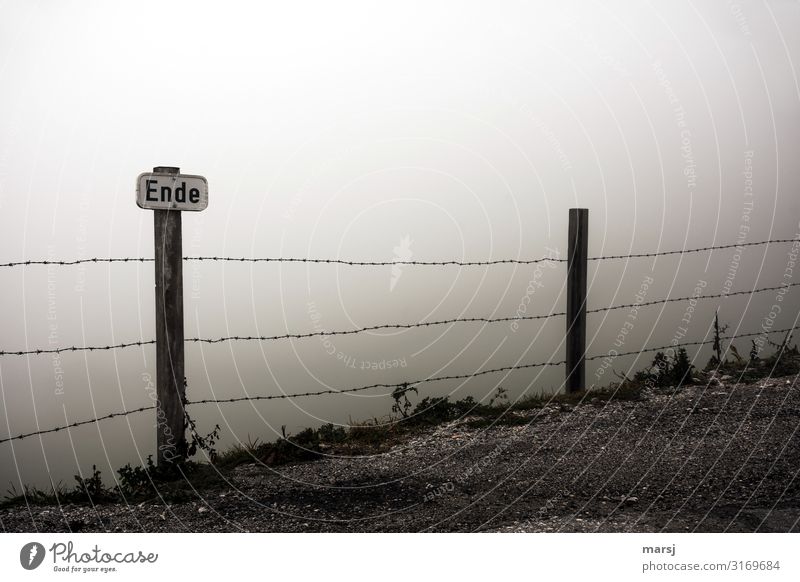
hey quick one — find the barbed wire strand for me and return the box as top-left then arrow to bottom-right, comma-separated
589,238 -> 797,261
0,313 -> 565,356
188,282 -> 798,345
0,238 -> 795,269
187,312 -> 566,345
185,326 -> 798,405
1,327 -> 796,445
0,361 -> 565,444
187,256 -> 566,266
4,282 -> 796,357
0,258 -> 153,268
585,327 -> 797,361
0,340 -> 156,357
0,406 -> 154,445
586,282 -> 800,315
185,359 -> 568,406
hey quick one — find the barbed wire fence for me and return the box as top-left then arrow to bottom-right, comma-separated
0,237 -> 797,447
1,237 -> 795,268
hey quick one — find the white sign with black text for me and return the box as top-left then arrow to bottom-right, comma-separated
136,172 -> 208,211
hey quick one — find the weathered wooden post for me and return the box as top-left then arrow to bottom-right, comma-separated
137,166 -> 209,466
566,208 -> 588,393
153,166 -> 185,465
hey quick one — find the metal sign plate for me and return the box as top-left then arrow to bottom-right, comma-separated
136,172 -> 208,211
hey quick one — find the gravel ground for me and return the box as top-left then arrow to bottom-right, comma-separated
3,373 -> 800,533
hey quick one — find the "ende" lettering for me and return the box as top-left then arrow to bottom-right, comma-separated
145,179 -> 201,204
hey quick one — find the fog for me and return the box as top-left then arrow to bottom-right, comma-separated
1,0 -> 799,490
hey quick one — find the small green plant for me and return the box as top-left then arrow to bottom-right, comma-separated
769,330 -> 796,354
116,455 -> 163,497
391,383 -> 418,418
488,386 -> 509,407
634,348 -> 694,388
182,378 -> 221,462
671,347 -> 694,385
346,418 -> 394,446
767,331 -> 799,376
712,310 -> 729,364
316,423 -> 347,443
707,324 -> 799,383
73,465 -> 113,503
635,351 -> 668,386
1,482 -> 70,508
749,340 -> 759,363
291,427 -> 318,446
407,395 -> 483,425
185,418 -> 221,461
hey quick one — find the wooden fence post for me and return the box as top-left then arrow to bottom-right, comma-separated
566,208 -> 588,393
153,166 -> 186,465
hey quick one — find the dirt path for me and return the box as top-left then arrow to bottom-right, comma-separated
3,374 -> 800,532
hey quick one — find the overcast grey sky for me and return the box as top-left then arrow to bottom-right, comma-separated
1,0 -> 799,488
